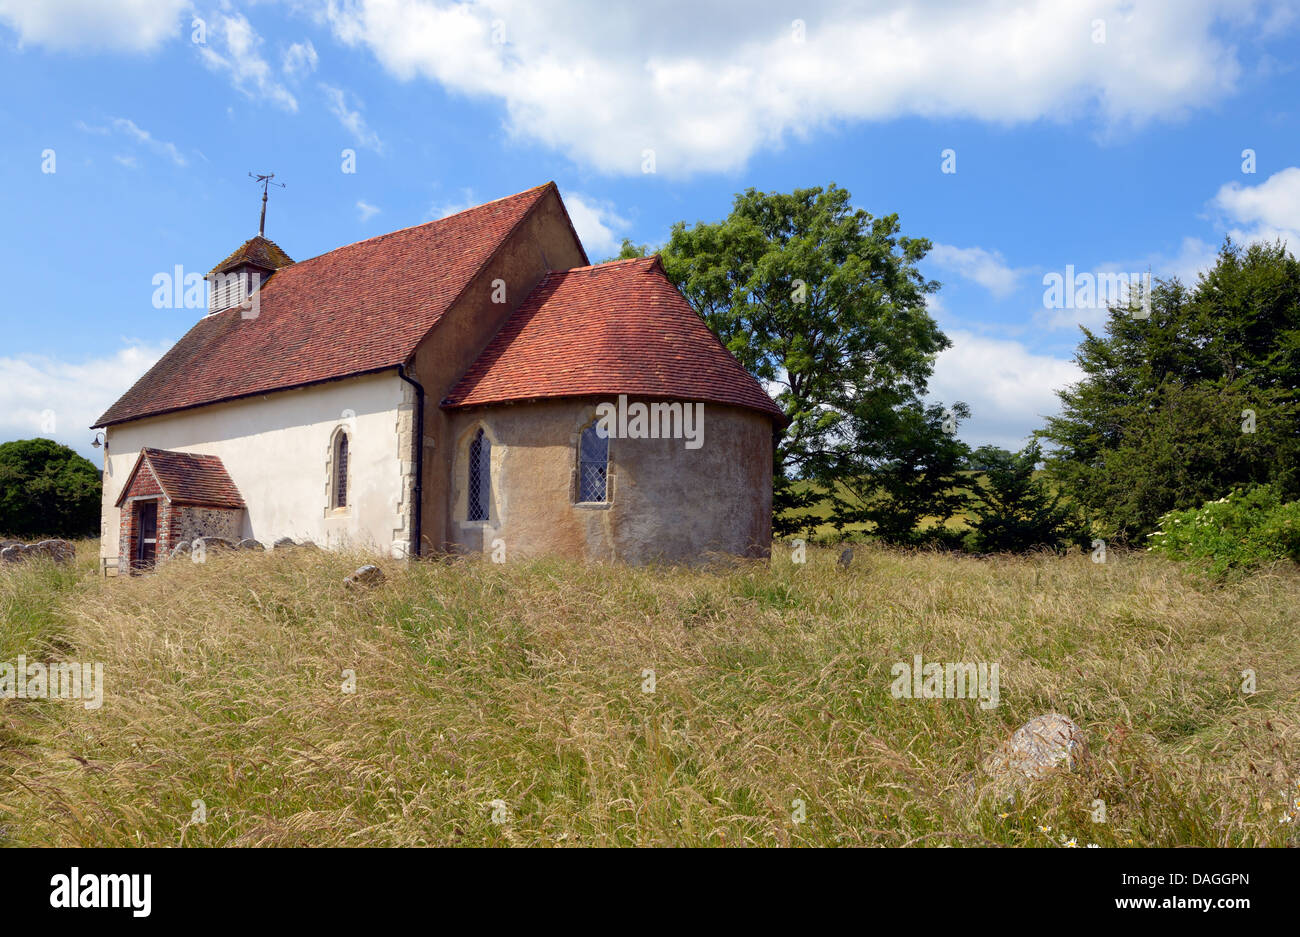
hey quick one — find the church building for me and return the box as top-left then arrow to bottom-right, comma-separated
93,183 -> 783,571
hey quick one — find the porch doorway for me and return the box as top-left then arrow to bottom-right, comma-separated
134,500 -> 158,571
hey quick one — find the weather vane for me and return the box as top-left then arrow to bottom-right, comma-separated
249,172 -> 286,238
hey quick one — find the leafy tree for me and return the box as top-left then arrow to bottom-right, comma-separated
0,438 -> 101,539
658,184 -> 956,536
964,440 -> 1083,553
965,444 -> 1015,472
607,238 -> 650,262
828,400 -> 971,545
1040,240 -> 1300,541
1057,380 -> 1286,541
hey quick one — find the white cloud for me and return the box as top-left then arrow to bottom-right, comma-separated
108,117 -> 187,166
564,193 -> 629,258
1039,167 -> 1300,334
321,83 -> 383,151
79,117 -> 188,166
1103,168 -> 1300,302
356,199 -> 381,221
198,12 -> 298,112
928,330 -> 1082,450
1137,236 -> 1220,287
0,342 -> 172,461
928,244 -> 1024,297
1213,165 -> 1300,250
323,0 -> 1276,175
282,39 -> 319,78
0,0 -> 186,52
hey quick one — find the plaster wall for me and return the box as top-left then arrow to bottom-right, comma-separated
100,371 -> 411,561
444,397 -> 774,564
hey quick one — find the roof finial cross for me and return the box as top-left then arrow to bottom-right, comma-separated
248,172 -> 285,238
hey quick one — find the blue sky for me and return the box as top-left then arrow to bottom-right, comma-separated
2,0 -> 1298,462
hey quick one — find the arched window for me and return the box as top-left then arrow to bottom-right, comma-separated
577,422 -> 608,503
333,432 -> 349,508
468,428 -> 490,521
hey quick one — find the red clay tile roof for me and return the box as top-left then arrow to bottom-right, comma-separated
94,183 -> 571,428
208,235 -> 295,276
114,448 -> 245,509
443,257 -> 786,422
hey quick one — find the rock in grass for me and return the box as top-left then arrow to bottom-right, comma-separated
0,540 -> 75,565
272,537 -> 298,550
169,539 -> 192,560
191,537 -> 237,557
35,540 -> 76,563
237,539 -> 264,551
983,713 -> 1089,786
344,565 -> 384,589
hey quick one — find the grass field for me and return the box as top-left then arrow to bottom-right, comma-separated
1,540 -> 1297,847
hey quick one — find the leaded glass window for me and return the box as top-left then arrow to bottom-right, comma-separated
468,428 -> 490,521
334,432 -> 349,508
578,423 -> 608,503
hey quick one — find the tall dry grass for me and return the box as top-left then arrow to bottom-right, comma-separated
1,541 -> 1297,846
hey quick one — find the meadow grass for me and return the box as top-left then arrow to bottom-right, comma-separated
0,540 -> 1296,847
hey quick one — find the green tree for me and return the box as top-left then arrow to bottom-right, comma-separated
966,444 -> 1015,471
828,400 -> 971,545
658,184 -> 957,536
1039,240 -> 1300,541
606,238 -> 650,262
0,438 -> 101,539
965,440 -> 1083,553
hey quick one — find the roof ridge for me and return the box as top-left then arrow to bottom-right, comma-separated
549,255 -> 660,276
287,182 -> 555,268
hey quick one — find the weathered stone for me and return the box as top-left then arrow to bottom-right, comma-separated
237,539 -> 264,551
983,713 -> 1089,786
32,540 -> 74,563
272,537 -> 298,550
344,564 -> 385,588
0,539 -> 22,551
169,539 -> 192,559
0,540 -> 75,565
192,536 -> 237,556
173,505 -> 242,549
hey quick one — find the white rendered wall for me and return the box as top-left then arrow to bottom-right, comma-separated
99,372 -> 413,561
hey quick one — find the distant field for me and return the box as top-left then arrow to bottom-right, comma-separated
1,540 -> 1297,847
780,474 -> 985,540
